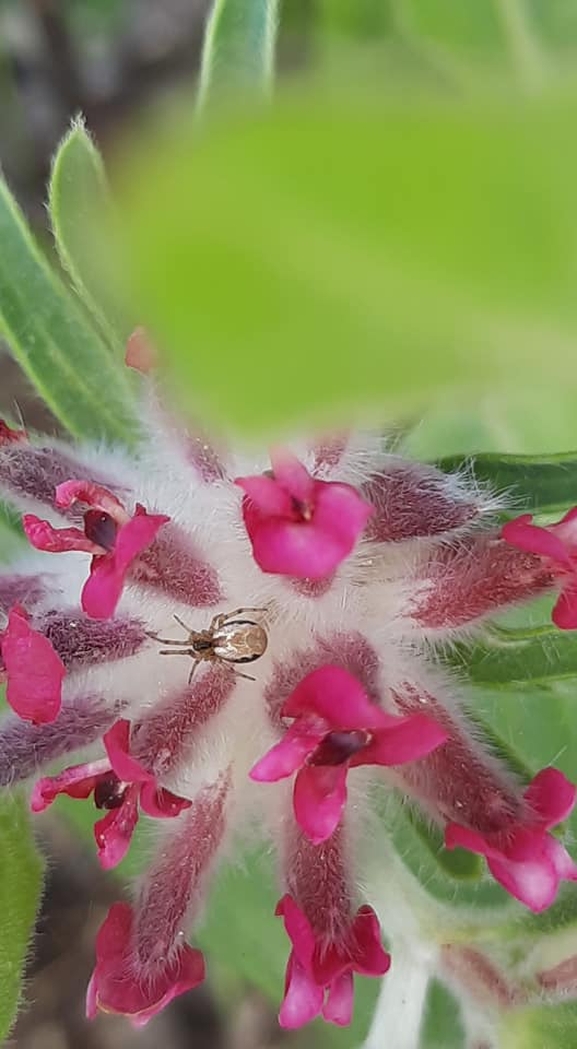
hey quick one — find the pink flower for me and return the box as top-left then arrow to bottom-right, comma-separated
32,719 -> 190,868
23,480 -> 169,619
0,605 -> 65,723
445,768 -> 577,912
0,419 -> 27,444
250,665 -> 447,844
276,894 -> 390,1028
501,508 -> 577,629
235,449 -> 373,579
125,326 -> 158,374
86,901 -> 205,1025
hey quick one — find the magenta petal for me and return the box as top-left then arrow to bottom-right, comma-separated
502,516 -> 572,565
30,759 -> 109,812
103,719 -> 153,784
23,514 -> 100,554
139,784 -> 191,818
94,789 -> 140,869
293,765 -> 348,844
312,481 -> 373,547
350,907 -> 391,976
283,665 -> 390,731
322,972 -> 354,1026
270,448 -> 315,504
82,510 -> 169,619
444,823 -> 494,858
359,713 -> 448,767
236,475 -> 293,516
278,953 -> 324,1030
247,516 -> 346,579
488,854 -> 558,913
2,606 -> 65,724
250,725 -> 321,782
524,767 -> 577,826
276,894 -> 316,968
54,480 -> 123,517
552,584 -> 577,630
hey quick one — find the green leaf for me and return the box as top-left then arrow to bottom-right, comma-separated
0,176 -> 138,444
48,119 -> 129,350
448,624 -> 577,687
502,1000 -> 577,1049
437,451 -> 577,516
0,794 -> 43,1040
197,0 -> 280,113
118,86 -> 577,437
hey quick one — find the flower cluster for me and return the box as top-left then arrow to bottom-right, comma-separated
0,356 -> 576,1031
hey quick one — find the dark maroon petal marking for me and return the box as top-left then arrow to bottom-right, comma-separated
264,633 -> 381,725
310,730 -> 369,767
94,775 -> 126,810
362,465 -> 478,543
311,434 -> 348,475
183,429 -> 227,483
0,694 -> 118,785
84,510 -> 118,551
40,611 -> 148,669
131,666 -> 235,776
412,537 -> 554,629
131,523 -> 222,607
0,444 -> 125,520
391,683 -> 525,835
0,574 -> 49,613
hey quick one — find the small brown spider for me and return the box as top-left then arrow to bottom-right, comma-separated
148,607 -> 268,683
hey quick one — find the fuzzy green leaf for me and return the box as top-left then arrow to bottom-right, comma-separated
437,451 -> 577,516
48,119 -> 130,350
0,794 -> 43,1040
197,0 -> 280,113
448,624 -> 577,687
0,176 -> 138,444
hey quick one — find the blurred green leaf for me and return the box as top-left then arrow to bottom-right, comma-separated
502,1000 -> 577,1049
0,795 -> 42,1040
0,177 -> 138,444
49,119 -> 129,350
437,451 -> 577,516
197,0 -> 280,112
118,86 -> 577,436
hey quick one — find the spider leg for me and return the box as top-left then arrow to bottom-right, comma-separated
173,614 -> 193,633
148,634 -> 189,646
187,660 -> 200,685
158,648 -> 196,657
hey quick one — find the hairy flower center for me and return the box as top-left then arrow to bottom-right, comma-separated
84,510 -> 118,551
94,774 -> 127,810
310,729 -> 370,766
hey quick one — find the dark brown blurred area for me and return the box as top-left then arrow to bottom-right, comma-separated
0,2 -> 312,1045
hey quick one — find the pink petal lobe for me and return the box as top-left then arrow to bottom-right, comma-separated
246,516 -> 344,579
350,906 -> 391,976
55,481 -> 124,518
444,823 -> 496,858
502,516 -> 572,565
283,665 -> 388,730
103,719 -> 153,784
278,954 -> 324,1030
322,972 -> 354,1026
525,767 -> 577,826
293,764 -> 348,844
359,713 -> 448,767
276,894 -> 316,967
94,788 -> 140,869
552,584 -> 577,630
23,514 -> 100,554
30,760 -> 109,812
82,509 -> 169,619
312,481 -> 373,546
269,448 -> 315,503
1,606 -> 65,723
487,854 -> 558,913
236,474 -> 293,516
250,725 -> 322,782
139,783 -> 191,818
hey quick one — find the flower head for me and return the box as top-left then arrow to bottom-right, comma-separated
277,894 -> 390,1028
0,353 -> 575,1031
235,448 -> 373,579
86,901 -> 205,1025
251,665 -> 447,843
445,768 -> 577,912
0,605 -> 65,723
502,508 -> 577,628
32,719 -> 190,868
23,481 -> 169,618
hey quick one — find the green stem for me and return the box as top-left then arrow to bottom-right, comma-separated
196,0 -> 280,114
